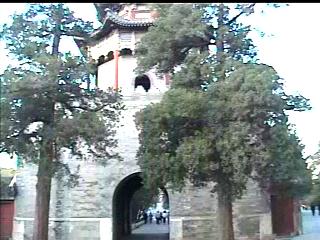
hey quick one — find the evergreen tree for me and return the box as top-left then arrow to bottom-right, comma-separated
0,4 -> 122,240
135,4 -> 311,240
309,144 -> 320,178
264,124 -> 312,197
307,145 -> 320,205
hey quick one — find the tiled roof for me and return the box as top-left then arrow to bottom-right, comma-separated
73,8 -> 154,51
106,9 -> 153,27
90,9 -> 154,40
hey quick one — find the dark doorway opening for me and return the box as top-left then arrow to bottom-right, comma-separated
134,75 -> 151,92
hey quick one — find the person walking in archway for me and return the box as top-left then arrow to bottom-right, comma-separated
143,210 -> 148,224
148,212 -> 153,223
311,204 -> 316,216
162,211 -> 168,224
160,211 -> 163,223
155,211 -> 161,224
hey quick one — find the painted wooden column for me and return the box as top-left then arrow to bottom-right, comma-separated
115,50 -> 120,90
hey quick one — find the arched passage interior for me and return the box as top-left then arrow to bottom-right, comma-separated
112,172 -> 169,240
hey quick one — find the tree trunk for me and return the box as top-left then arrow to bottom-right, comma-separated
33,11 -> 61,239
32,141 -> 54,240
215,4 -> 226,82
217,184 -> 235,240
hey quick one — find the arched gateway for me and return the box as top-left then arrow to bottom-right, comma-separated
12,3 -> 302,240
112,172 -> 169,240
113,173 -> 145,239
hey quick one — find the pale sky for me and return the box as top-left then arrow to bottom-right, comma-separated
0,3 -> 319,162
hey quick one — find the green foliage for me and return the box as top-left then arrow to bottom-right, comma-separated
171,50 -> 212,90
135,4 -> 257,76
135,4 -> 209,75
136,88 -> 207,190
135,3 -> 311,203
131,186 -> 159,211
265,125 -> 312,197
309,179 -> 320,205
306,145 -> 320,204
130,184 -> 161,223
309,144 -> 320,178
1,5 -> 123,238
0,3 -> 123,169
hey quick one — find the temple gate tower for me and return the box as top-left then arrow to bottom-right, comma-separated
12,3 -> 300,240
75,3 -> 276,240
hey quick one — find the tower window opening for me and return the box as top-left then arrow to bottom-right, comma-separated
107,51 -> 114,61
120,48 -> 133,56
97,55 -> 105,65
97,52 -> 115,65
134,75 -> 151,92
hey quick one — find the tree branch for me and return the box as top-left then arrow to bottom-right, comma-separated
60,100 -> 109,113
9,128 -> 39,140
176,38 -> 214,49
61,29 -> 90,39
227,4 -> 256,26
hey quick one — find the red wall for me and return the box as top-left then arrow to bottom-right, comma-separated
0,201 -> 15,239
271,195 -> 294,236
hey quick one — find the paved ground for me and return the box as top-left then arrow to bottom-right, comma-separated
125,209 -> 320,240
124,222 -> 169,240
290,209 -> 320,240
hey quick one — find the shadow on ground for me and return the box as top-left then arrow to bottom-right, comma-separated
123,222 -> 169,240
124,233 -> 169,240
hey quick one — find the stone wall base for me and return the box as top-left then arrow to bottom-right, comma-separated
170,216 -> 218,240
12,217 -> 112,240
